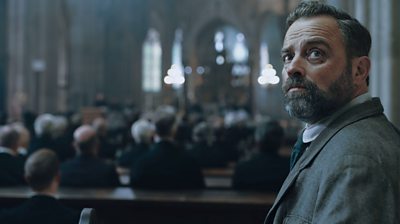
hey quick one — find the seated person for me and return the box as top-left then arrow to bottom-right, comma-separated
28,114 -> 74,162
28,114 -> 55,156
60,125 -> 120,187
232,120 -> 289,192
92,117 -> 118,160
187,122 -> 227,168
117,119 -> 155,169
12,123 -> 30,156
0,149 -> 80,224
130,107 -> 205,190
0,125 -> 26,186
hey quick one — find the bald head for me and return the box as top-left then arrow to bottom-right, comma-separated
73,125 -> 98,156
74,125 -> 96,142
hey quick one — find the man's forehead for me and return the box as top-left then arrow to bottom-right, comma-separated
283,16 -> 343,48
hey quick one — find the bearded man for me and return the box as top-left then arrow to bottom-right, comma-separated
265,1 -> 400,223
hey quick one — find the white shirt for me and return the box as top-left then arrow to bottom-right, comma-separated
303,92 -> 372,144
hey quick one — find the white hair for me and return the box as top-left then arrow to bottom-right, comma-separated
34,114 -> 55,137
224,109 -> 249,127
73,125 -> 96,143
131,119 -> 155,144
52,116 -> 68,138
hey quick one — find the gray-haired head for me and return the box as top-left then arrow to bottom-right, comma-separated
34,114 -> 54,137
73,125 -> 98,156
131,119 -> 155,144
153,106 -> 177,138
192,121 -> 213,143
52,116 -> 68,138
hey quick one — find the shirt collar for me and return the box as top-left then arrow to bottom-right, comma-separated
303,92 -> 372,143
0,146 -> 17,156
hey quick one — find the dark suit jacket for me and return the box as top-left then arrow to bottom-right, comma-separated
265,98 -> 400,224
117,143 -> 149,168
60,155 -> 120,187
0,153 -> 25,186
0,194 -> 80,224
28,135 -> 58,158
232,152 -> 289,192
130,140 -> 205,190
28,135 -> 75,162
188,141 -> 227,168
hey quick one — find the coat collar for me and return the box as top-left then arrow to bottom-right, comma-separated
303,92 -> 372,143
265,98 -> 384,223
0,146 -> 17,156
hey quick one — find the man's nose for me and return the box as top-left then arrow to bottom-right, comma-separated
285,56 -> 305,77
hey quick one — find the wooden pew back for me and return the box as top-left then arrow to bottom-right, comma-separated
0,187 -> 275,224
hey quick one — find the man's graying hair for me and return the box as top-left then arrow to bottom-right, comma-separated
287,1 -> 371,60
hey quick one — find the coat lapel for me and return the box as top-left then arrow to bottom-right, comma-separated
264,98 -> 383,223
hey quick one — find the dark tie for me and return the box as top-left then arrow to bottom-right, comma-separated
290,133 -> 310,170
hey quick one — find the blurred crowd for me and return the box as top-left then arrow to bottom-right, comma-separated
0,102 -> 303,191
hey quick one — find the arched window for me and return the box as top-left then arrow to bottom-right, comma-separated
258,41 -> 279,85
260,41 -> 270,67
214,27 -> 250,78
142,28 -> 162,92
164,29 -> 185,89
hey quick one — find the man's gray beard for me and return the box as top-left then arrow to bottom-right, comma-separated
283,67 -> 354,123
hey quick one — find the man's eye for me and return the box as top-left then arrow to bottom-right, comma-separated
282,54 -> 293,63
307,49 -> 324,61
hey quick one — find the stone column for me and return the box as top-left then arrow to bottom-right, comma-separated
56,0 -> 69,113
32,0 -> 48,113
254,14 -> 287,118
354,0 -> 369,27
0,0 -> 7,113
390,0 -> 400,127
368,0 -> 400,127
7,0 -> 27,120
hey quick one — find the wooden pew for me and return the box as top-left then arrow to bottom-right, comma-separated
117,167 -> 234,189
0,186 -> 275,224
202,167 -> 234,189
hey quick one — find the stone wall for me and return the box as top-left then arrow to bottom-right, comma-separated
0,0 -> 6,114
2,0 -> 399,127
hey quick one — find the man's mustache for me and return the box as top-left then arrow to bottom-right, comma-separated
282,77 -> 313,93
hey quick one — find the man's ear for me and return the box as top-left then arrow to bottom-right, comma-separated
352,56 -> 371,85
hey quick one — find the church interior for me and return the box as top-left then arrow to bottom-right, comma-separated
0,0 -> 399,223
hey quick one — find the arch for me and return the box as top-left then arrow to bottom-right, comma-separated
187,18 -> 251,109
194,19 -> 248,65
142,28 -> 162,93
184,2 -> 250,62
259,11 -> 284,70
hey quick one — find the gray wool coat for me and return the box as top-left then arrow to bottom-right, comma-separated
265,98 -> 400,224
